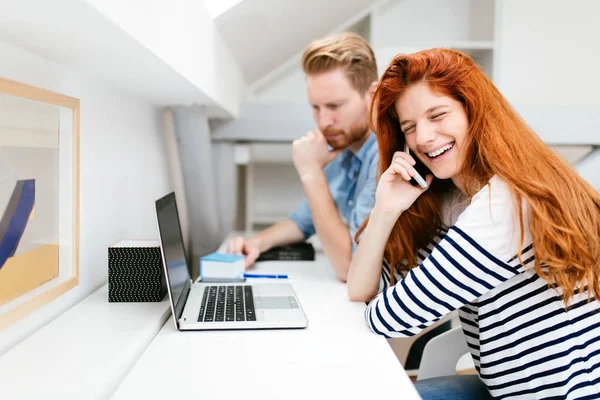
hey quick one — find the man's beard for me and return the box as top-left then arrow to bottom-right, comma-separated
323,123 -> 369,150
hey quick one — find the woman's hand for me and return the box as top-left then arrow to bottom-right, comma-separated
375,151 -> 433,216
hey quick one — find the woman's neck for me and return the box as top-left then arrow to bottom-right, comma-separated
451,176 -> 467,196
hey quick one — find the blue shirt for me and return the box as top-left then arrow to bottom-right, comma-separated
289,133 -> 379,253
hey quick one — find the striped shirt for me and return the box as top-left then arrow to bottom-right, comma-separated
365,176 -> 600,399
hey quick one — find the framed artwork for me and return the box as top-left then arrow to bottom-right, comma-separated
0,77 -> 80,330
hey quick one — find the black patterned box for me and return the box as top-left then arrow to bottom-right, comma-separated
108,240 -> 167,302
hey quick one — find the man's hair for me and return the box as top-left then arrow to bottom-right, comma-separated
301,32 -> 378,95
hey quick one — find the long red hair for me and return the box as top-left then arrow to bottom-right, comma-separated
360,48 -> 600,304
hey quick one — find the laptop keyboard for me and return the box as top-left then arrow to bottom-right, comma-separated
198,285 -> 256,322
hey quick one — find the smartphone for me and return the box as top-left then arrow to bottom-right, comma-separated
404,143 -> 430,189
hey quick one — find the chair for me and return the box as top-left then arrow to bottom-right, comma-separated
417,326 -> 471,381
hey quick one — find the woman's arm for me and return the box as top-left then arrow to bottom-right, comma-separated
347,150 -> 433,302
347,208 -> 399,302
365,226 -> 520,338
365,177 -> 527,338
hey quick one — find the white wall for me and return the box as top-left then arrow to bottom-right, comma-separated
250,65 -> 308,104
496,0 -> 599,105
85,0 -> 246,118
495,0 -> 600,145
0,41 -> 171,354
576,150 -> 600,190
371,0 -> 494,45
371,0 -> 495,77
250,0 -> 497,103
248,2 -> 376,103
252,163 -> 305,223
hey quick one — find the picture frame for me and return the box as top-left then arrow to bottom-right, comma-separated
0,77 -> 80,330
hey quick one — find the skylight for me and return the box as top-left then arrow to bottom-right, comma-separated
204,0 -> 244,18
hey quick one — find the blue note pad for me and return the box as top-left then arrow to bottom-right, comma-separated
201,253 -> 244,263
200,252 -> 245,281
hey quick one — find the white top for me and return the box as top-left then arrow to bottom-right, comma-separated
112,254 -> 422,400
0,285 -> 171,399
367,176 -> 600,399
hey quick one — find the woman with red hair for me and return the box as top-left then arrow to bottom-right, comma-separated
347,48 -> 600,399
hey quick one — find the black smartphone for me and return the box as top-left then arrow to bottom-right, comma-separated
404,144 -> 430,188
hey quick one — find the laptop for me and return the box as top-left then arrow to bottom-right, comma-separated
155,192 -> 308,331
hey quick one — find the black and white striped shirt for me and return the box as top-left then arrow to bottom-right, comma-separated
366,176 -> 600,399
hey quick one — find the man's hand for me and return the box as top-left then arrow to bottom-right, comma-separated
226,236 -> 261,269
292,130 -> 342,180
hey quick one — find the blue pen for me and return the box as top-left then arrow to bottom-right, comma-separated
243,273 -> 289,279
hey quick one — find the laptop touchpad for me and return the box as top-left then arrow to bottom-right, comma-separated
258,296 -> 292,309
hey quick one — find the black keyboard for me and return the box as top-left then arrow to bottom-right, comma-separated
198,285 -> 256,322
256,242 -> 315,261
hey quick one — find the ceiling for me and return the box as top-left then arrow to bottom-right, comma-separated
213,0 -> 379,85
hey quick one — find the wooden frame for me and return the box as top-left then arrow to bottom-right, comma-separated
0,77 -> 80,330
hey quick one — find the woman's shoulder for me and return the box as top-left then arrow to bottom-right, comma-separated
475,175 -> 512,199
453,176 -> 532,261
458,176 -> 515,221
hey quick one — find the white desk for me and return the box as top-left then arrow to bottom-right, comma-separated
0,285 -> 171,399
112,253 -> 422,400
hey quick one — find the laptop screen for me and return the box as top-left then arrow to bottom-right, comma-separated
155,193 -> 190,325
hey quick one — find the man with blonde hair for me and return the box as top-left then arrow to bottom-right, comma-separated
228,32 -> 379,282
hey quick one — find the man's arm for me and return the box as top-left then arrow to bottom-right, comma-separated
301,173 -> 352,282
227,220 -> 305,268
248,219 -> 306,253
291,129 -> 354,281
